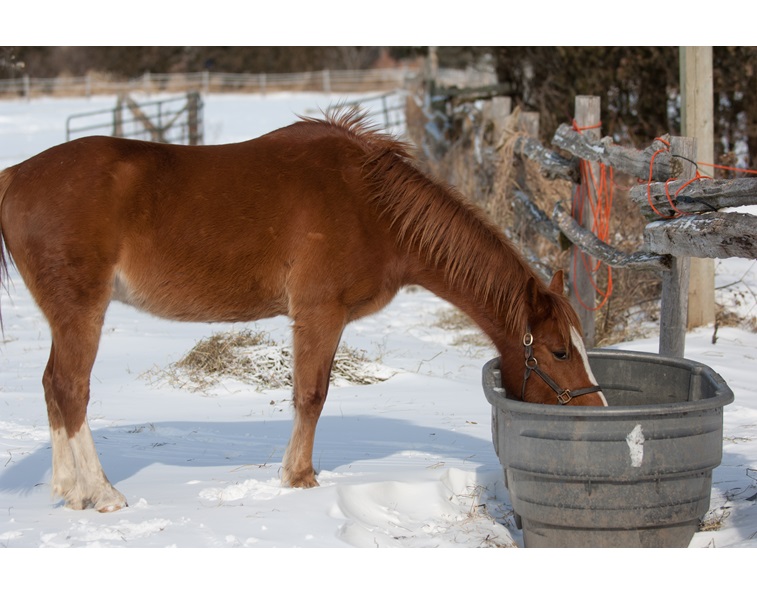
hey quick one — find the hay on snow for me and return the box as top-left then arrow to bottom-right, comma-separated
150,328 -> 391,393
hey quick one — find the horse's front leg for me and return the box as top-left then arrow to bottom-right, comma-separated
282,308 -> 346,488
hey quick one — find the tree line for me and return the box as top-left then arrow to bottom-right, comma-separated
0,47 -> 421,78
487,47 -> 757,173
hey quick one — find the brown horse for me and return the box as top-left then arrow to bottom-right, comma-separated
0,110 -> 605,512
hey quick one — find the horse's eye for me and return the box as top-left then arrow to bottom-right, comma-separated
552,350 -> 568,361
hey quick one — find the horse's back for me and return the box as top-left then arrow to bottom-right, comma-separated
0,122 -> 407,325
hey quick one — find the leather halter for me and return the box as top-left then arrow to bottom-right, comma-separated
520,330 -> 602,405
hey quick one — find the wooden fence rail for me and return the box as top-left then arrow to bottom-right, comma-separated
631,177 -> 757,218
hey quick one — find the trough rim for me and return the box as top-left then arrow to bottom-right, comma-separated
482,348 -> 735,417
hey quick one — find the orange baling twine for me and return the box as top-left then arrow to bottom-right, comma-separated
571,120 -> 614,311
645,138 -> 757,220
644,137 -> 710,219
570,123 -> 757,312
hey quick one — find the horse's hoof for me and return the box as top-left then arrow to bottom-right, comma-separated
97,502 -> 127,513
294,477 -> 320,489
283,471 -> 319,489
95,492 -> 128,512
88,485 -> 128,512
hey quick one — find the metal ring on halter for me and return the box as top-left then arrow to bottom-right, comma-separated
521,326 -> 602,405
523,333 -> 536,369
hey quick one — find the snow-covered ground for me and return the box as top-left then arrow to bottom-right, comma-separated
0,92 -> 754,585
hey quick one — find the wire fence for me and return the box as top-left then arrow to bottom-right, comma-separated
0,68 -> 422,99
0,65 -> 499,100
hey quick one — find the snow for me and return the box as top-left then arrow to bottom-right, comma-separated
0,92 -> 754,585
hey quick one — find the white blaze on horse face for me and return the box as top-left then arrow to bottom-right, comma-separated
570,326 -> 608,406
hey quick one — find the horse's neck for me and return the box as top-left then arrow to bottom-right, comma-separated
406,254 -> 530,356
368,152 -> 535,352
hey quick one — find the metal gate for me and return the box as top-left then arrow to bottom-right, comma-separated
66,92 -> 203,145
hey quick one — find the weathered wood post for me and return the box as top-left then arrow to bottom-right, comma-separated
322,69 -> 331,94
518,111 -> 540,139
187,91 -> 202,146
680,46 -> 716,329
487,96 -> 512,143
113,94 -> 124,138
570,96 -> 600,347
659,137 -> 696,357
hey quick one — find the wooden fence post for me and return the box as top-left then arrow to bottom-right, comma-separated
322,69 -> 331,94
113,94 -> 123,138
570,96 -> 600,347
680,46 -> 716,329
518,111 -> 540,138
488,96 -> 512,142
659,136 -> 696,357
187,91 -> 201,146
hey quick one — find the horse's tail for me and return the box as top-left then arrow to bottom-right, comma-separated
0,167 -> 16,330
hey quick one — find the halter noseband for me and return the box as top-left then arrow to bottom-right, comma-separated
520,329 -> 602,405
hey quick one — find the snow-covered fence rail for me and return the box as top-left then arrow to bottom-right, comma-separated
631,177 -> 757,219
551,124 -> 681,182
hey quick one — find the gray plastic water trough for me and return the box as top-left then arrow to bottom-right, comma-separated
482,349 -> 734,548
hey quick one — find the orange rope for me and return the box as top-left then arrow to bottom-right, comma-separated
698,162 -> 757,176
573,123 -> 602,133
645,137 -> 674,218
644,140 -> 756,220
570,123 -> 614,311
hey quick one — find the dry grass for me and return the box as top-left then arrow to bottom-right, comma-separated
434,308 -> 492,349
146,328 -> 391,393
698,507 -> 730,532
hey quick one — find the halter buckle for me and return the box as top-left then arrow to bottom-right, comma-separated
556,390 -> 572,405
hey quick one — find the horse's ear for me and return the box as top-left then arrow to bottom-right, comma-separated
549,270 -> 565,295
526,275 -> 541,308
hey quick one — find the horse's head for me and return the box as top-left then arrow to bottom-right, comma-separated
512,270 -> 607,407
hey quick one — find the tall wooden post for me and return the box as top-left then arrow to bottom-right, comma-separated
187,91 -> 202,146
570,96 -> 600,347
488,96 -> 512,142
113,94 -> 124,138
680,46 -> 716,329
659,137 -> 696,357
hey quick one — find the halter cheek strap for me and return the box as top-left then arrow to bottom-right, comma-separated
520,330 -> 602,405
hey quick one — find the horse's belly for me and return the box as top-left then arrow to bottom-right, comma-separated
111,270 -> 288,323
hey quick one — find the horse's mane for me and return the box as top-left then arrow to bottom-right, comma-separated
300,108 -> 579,341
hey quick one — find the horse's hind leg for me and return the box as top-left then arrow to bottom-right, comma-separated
282,307 -> 347,488
43,308 -> 126,512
